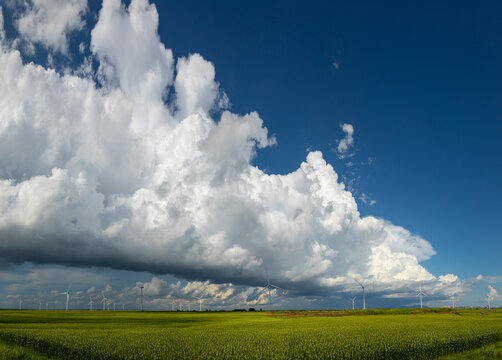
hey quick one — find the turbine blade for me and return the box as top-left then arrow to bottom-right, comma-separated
256,286 -> 269,295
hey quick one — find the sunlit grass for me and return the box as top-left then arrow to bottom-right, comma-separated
442,340 -> 502,359
0,309 -> 501,359
0,339 -> 54,360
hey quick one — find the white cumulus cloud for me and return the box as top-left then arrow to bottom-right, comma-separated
0,0 -> 460,301
14,0 -> 88,54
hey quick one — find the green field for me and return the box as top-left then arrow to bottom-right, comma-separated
0,309 -> 501,359
443,341 -> 502,359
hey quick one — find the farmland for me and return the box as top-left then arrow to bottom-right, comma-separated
0,309 -> 501,359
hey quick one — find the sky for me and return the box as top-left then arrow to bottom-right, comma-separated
0,0 -> 500,310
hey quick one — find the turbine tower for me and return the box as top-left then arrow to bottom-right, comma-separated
89,297 -> 94,311
487,296 -> 493,309
355,280 -> 366,310
62,284 -> 71,311
101,296 -> 107,311
260,269 -> 283,306
171,301 -> 176,311
18,296 -> 22,310
350,297 -> 356,310
450,296 -> 455,309
416,285 -> 426,309
195,297 -> 204,311
140,285 -> 144,312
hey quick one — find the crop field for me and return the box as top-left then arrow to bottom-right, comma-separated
443,340 -> 502,359
0,309 -> 501,359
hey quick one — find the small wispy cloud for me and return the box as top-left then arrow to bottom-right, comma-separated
477,275 -> 502,283
336,123 -> 354,158
360,157 -> 376,166
359,193 -> 376,206
332,59 -> 340,70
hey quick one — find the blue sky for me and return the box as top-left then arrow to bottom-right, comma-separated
156,0 -> 502,278
0,0 -> 500,310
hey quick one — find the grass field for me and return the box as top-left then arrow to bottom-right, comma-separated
0,339 -> 54,360
443,341 -> 502,359
0,308 -> 501,359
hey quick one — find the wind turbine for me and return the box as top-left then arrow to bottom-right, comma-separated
416,285 -> 426,309
350,296 -> 357,310
487,296 -> 493,309
171,301 -> 176,311
195,297 -> 204,311
62,284 -> 71,311
18,296 -> 22,310
179,302 -> 183,311
122,304 -> 125,311
187,302 -> 191,312
89,296 -> 94,311
38,299 -> 42,311
450,296 -> 455,309
355,280 -> 366,310
259,269 -> 283,306
140,285 -> 144,312
101,295 -> 107,311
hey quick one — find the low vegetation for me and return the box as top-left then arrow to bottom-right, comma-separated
442,341 -> 502,359
0,339 -> 54,360
0,309 -> 501,359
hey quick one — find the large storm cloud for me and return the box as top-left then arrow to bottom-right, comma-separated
0,0 -> 460,298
